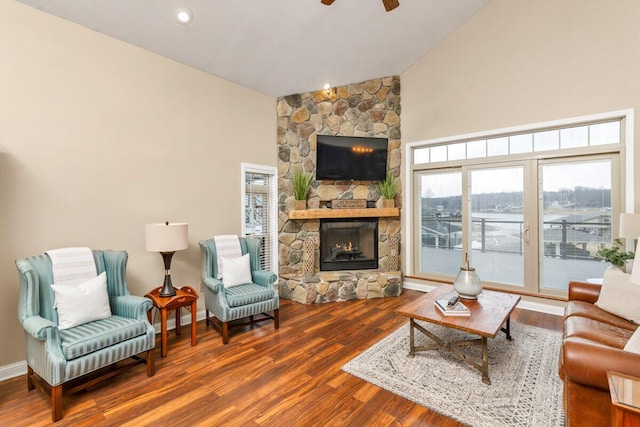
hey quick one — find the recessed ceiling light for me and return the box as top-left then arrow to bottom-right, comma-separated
175,7 -> 193,25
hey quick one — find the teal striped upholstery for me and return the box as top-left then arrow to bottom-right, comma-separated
200,236 -> 279,343
16,249 -> 156,421
225,284 -> 276,307
60,315 -> 147,360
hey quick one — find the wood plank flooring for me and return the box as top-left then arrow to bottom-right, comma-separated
0,290 -> 563,426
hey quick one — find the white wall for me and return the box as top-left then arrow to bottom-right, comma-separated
0,1 -> 275,366
401,0 -> 640,267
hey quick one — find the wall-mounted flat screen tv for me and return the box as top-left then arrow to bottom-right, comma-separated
316,135 -> 388,181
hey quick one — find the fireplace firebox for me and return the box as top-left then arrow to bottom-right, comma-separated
320,218 -> 378,271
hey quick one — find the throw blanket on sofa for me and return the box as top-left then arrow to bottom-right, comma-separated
46,247 -> 97,286
214,235 -> 242,279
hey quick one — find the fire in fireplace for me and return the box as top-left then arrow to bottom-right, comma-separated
320,218 -> 378,271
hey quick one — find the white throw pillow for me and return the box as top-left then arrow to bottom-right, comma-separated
51,272 -> 112,330
624,328 -> 640,354
220,254 -> 252,288
595,267 -> 640,325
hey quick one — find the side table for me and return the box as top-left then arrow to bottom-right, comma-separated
608,371 -> 640,427
145,286 -> 199,357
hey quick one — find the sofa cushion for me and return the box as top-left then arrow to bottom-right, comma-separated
59,315 -> 147,360
624,328 -> 640,354
564,315 -> 634,349
565,300 -> 638,331
51,272 -> 112,330
225,284 -> 274,307
595,268 -> 640,324
220,254 -> 252,288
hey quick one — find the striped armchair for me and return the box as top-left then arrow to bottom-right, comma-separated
16,250 -> 155,422
199,236 -> 279,344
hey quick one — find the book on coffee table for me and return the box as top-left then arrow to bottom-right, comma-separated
434,298 -> 471,316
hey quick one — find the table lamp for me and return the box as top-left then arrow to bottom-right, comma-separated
145,222 -> 189,297
619,213 -> 640,245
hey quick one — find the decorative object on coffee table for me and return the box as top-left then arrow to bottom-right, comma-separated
145,221 -> 189,297
453,252 -> 483,299
302,238 -> 316,277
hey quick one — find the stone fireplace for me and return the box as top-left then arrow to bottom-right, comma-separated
276,75 -> 402,304
320,218 -> 378,271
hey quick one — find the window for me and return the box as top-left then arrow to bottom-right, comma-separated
407,111 -> 633,297
242,164 -> 278,274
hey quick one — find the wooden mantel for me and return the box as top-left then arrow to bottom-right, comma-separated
288,207 -> 399,220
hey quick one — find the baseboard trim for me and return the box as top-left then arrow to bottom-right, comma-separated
0,360 -> 28,382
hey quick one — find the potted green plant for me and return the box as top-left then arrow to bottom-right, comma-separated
292,169 -> 312,210
378,171 -> 397,208
595,238 -> 635,271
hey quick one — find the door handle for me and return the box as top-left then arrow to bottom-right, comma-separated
524,223 -> 530,244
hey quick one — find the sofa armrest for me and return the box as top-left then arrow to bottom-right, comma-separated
563,336 -> 640,391
22,315 -> 58,340
568,281 -> 601,303
252,270 -> 277,287
203,277 -> 223,293
111,295 -> 152,320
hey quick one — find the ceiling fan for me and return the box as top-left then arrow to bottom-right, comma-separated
321,0 -> 400,12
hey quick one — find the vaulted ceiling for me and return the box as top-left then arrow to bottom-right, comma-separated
15,0 -> 489,97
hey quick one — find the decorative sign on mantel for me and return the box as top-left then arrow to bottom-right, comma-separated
331,199 -> 367,209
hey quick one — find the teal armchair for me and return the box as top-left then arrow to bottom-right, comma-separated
199,237 -> 279,344
16,250 -> 155,422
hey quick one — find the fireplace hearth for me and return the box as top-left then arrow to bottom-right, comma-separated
320,218 -> 378,271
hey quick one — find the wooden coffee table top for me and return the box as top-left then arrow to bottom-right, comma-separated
396,284 -> 521,338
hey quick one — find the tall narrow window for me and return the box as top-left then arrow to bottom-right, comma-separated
242,164 -> 278,274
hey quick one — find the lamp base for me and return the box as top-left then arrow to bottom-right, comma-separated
159,274 -> 176,297
158,251 -> 177,297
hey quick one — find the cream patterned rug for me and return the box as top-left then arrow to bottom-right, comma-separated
342,321 -> 564,427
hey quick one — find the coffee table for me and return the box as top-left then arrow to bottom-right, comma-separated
396,284 -> 521,384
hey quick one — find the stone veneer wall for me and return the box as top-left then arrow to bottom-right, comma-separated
276,76 -> 401,303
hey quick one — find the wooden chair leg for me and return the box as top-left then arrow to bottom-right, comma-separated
146,348 -> 155,377
205,310 -> 211,327
222,321 -> 229,344
52,384 -> 62,422
274,309 -> 280,329
27,365 -> 34,391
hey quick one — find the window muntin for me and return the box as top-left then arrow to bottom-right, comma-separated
413,120 -> 621,165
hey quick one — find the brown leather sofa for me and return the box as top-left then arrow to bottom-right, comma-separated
559,281 -> 640,426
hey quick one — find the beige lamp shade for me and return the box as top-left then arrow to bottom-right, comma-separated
145,222 -> 189,252
619,214 -> 640,239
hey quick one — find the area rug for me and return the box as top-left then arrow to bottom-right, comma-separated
342,321 -> 564,427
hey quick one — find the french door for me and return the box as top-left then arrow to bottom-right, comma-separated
415,154 -> 616,296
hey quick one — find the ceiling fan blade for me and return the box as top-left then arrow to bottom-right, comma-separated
321,0 -> 336,5
382,0 -> 399,12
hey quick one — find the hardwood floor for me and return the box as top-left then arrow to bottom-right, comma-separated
0,290 -> 563,426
